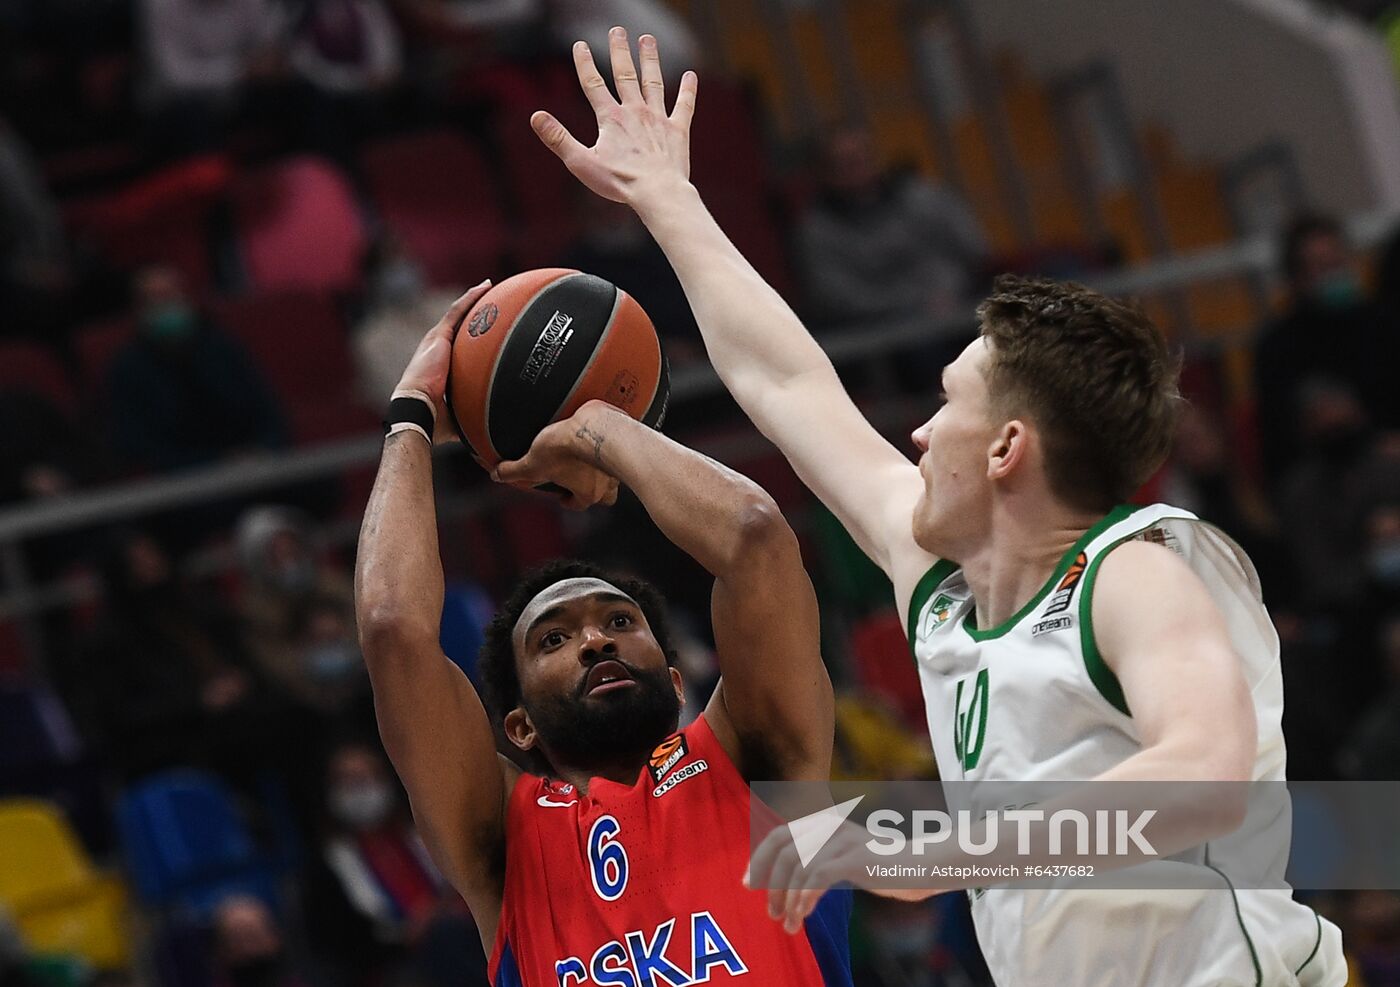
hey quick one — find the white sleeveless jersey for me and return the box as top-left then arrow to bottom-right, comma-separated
906,503 -> 1344,987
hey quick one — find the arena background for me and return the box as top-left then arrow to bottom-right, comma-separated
1,0 -> 1399,984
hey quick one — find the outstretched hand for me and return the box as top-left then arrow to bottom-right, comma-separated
531,27 -> 697,206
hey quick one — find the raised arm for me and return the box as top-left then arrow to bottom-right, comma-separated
354,283 -> 516,942
497,401 -> 834,782
530,29 -> 934,592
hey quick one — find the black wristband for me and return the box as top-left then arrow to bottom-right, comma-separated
383,396 -> 435,438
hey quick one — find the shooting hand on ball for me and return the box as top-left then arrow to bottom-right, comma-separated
494,401 -> 622,511
394,280 -> 492,445
530,27 -> 696,208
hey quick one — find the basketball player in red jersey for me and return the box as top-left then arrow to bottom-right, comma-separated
354,288 -> 854,986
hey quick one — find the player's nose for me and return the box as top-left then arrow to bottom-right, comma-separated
578,624 -> 617,660
911,420 -> 932,452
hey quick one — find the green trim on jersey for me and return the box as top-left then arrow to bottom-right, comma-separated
961,504 -> 1138,642
1078,532 -> 1134,716
1295,909 -> 1323,976
1206,862 -> 1263,987
906,559 -> 959,656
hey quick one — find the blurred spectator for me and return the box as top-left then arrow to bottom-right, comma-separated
77,530 -> 275,782
1338,613 -> 1400,779
236,507 -> 367,719
287,0 -> 402,165
212,895 -> 311,987
138,0 -> 287,157
561,196 -> 702,364
108,265 -> 289,474
1346,891 -> 1400,987
1277,379 -> 1376,611
0,391 -> 89,508
794,124 -> 988,333
0,117 -> 72,344
303,740 -> 488,987
1158,403 -> 1288,601
352,239 -> 461,408
1254,214 -> 1397,486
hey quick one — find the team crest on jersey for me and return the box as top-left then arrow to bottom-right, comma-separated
919,593 -> 960,637
647,734 -> 688,783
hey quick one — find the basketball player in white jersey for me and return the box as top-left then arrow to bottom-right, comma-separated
527,27 -> 1346,986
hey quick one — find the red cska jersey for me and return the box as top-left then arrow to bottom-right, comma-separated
487,714 -> 852,986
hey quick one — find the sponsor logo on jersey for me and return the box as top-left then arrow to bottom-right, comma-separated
647,734 -> 688,783
1136,525 -> 1182,554
1040,551 -> 1088,618
919,592 -> 961,637
652,759 -> 708,798
1031,615 -> 1074,637
520,310 -> 575,384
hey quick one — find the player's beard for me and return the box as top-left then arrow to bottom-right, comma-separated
524,662 -> 681,773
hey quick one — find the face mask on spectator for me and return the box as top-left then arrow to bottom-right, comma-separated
306,640 -> 359,681
1310,270 -> 1363,310
141,301 -> 197,341
331,781 -> 393,829
1369,541 -> 1400,588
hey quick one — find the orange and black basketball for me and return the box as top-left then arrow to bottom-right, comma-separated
447,268 -> 669,468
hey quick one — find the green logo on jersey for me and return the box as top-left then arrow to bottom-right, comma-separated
921,593 -> 958,635
954,669 -> 990,771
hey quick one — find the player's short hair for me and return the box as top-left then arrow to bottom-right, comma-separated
477,559 -> 680,726
977,275 -> 1181,512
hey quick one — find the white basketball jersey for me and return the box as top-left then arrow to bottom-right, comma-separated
906,503 -> 1344,987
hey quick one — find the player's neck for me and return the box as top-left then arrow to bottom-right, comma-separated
959,497 -> 1101,630
551,758 -> 645,794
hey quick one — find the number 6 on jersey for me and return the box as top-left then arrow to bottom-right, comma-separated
588,815 -> 629,901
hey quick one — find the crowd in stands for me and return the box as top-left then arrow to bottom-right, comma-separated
1,1 -> 1399,985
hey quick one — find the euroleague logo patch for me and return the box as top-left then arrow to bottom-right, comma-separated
648,734 -> 687,784
467,303 -> 498,338
1033,551 -> 1087,637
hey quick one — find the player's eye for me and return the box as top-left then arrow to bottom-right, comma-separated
541,630 -> 566,649
609,613 -> 633,629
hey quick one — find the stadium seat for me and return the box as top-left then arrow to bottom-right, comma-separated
0,799 -> 131,969
116,772 -> 281,918
0,343 -> 75,413
360,131 -> 507,286
848,609 -> 927,731
209,292 -> 375,442
74,316 -> 136,394
233,156 -> 367,294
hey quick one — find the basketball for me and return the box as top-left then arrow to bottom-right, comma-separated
446,268 -> 670,468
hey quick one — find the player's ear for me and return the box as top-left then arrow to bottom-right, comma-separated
987,419 -> 1027,480
669,666 -> 684,704
503,707 -> 538,752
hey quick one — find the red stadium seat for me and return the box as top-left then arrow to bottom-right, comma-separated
232,157 -> 367,293
493,62 -> 595,267
211,292 -> 375,442
74,316 -> 136,393
0,343 -> 76,412
687,81 -> 792,297
848,609 -> 927,731
360,131 -> 506,286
